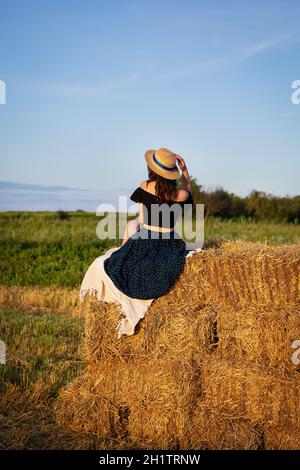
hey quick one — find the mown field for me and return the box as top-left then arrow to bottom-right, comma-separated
0,211 -> 299,449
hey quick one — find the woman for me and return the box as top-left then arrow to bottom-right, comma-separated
103,147 -> 194,300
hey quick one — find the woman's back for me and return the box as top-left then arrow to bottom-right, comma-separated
130,180 -> 194,230
141,180 -> 190,202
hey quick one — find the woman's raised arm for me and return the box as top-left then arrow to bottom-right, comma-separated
175,155 -> 192,193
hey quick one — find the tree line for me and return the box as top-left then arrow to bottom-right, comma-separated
188,177 -> 300,223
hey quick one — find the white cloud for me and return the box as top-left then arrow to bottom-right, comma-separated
151,36 -> 291,81
15,62 -> 155,98
14,36 -> 291,95
282,109 -> 298,118
240,36 -> 288,61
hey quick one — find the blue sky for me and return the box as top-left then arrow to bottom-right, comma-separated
0,0 -> 299,209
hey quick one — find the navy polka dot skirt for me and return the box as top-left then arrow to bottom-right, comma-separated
103,226 -> 190,300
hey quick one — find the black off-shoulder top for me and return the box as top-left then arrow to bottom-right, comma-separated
130,187 -> 194,229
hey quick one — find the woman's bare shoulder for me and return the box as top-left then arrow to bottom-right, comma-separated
137,182 -> 190,201
139,180 -> 148,190
139,180 -> 157,194
176,189 -> 190,202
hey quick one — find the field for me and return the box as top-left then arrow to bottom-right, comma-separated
0,211 -> 299,449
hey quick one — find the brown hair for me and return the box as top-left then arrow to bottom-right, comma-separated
146,167 -> 178,203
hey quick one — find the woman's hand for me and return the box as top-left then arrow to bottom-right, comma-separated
175,154 -> 192,192
175,154 -> 187,173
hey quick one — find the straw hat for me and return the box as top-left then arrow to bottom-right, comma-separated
145,148 -> 180,180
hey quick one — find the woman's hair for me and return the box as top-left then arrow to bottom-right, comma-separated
147,167 -> 178,203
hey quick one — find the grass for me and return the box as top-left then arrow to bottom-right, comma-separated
0,307 -> 90,449
0,309 -> 85,393
0,211 -> 118,287
0,211 -> 299,288
205,217 -> 300,245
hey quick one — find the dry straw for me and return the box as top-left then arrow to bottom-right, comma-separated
216,305 -> 300,373
56,241 -> 300,449
0,284 -> 84,315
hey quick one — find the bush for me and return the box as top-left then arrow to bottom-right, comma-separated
56,210 -> 70,221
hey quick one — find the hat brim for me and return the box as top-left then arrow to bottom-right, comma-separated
145,149 -> 180,180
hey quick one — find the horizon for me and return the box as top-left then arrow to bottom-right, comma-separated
0,178 -> 298,212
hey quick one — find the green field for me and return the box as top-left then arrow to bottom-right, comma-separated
1,211 -> 299,288
0,211 -> 299,448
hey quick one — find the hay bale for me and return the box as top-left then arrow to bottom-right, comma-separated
56,357 -> 202,449
264,426 -> 300,450
176,242 -> 300,308
84,298 -> 218,364
56,240 -> 300,449
217,306 -> 300,373
55,368 -> 128,447
201,356 -> 300,428
190,404 -> 263,449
